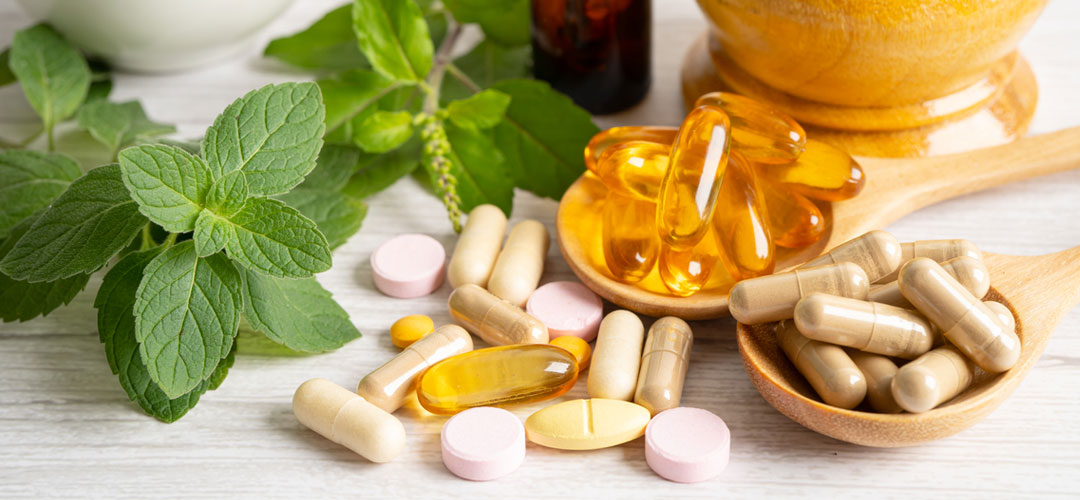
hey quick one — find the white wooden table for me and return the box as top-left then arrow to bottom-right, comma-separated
2,1 -> 1079,497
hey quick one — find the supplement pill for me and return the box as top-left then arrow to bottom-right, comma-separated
584,126 -> 678,173
447,204 -> 507,288
891,345 -> 975,413
588,310 -> 646,401
800,230 -> 902,282
448,284 -> 549,345
711,150 -> 775,280
357,325 -> 474,413
370,234 -> 446,298
657,105 -> 732,248
593,141 -> 670,202
550,335 -> 592,369
878,238 -> 982,283
846,349 -> 903,413
441,407 -> 525,481
794,293 -> 934,359
525,398 -> 650,450
634,317 -> 693,416
645,407 -> 731,483
729,262 -> 870,325
761,139 -> 865,201
602,192 -> 660,283
694,91 -> 806,164
761,181 -> 826,249
776,321 -> 866,409
984,301 -> 1015,331
292,378 -> 406,463
526,281 -> 604,341
658,234 -> 721,296
487,220 -> 550,307
868,255 -> 990,308
390,314 -> 435,348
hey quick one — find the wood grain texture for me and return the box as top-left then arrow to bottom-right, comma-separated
1,0 -> 1079,498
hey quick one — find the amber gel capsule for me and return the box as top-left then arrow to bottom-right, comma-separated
447,204 -> 507,288
357,325 -> 473,413
694,91 -> 807,164
794,293 -> 934,359
448,284 -> 548,345
711,150 -> 774,280
488,220 -> 550,307
592,141 -> 670,202
634,317 -> 693,416
588,310 -> 646,401
416,344 -> 579,415
869,255 -> 990,308
891,345 -> 975,413
658,235 -> 720,296
603,192 -> 659,283
761,139 -> 866,202
775,321 -> 866,410
729,262 -> 870,324
293,378 -> 406,463
877,238 -> 983,283
584,126 -> 677,172
898,258 -> 1020,373
761,181 -> 825,249
845,349 -> 903,414
800,230 -> 902,283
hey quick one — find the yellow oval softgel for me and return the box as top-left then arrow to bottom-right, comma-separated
525,399 -> 651,450
390,314 -> 435,348
694,91 -> 807,164
416,344 -> 579,415
593,141 -> 670,202
584,126 -> 678,172
657,105 -> 732,248
550,335 -> 592,369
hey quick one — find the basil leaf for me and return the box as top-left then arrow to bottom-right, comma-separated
193,210 -> 230,257
222,197 -> 332,278
0,48 -> 16,87
443,40 -> 530,101
264,4 -> 369,71
134,241 -> 242,398
0,150 -> 82,238
276,188 -> 367,249
202,82 -> 325,195
445,0 -> 530,46
118,144 -> 213,232
206,340 -> 236,390
77,100 -> 175,155
299,144 -> 366,191
447,89 -> 511,130
351,0 -> 434,82
318,69 -> 396,133
8,24 -> 90,133
342,138 -> 421,199
240,268 -> 362,352
0,213 -> 90,323
205,170 -> 248,218
353,110 -> 414,153
438,122 -> 513,215
0,164 -> 147,282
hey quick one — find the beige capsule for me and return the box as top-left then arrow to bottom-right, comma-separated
357,325 -> 474,413
447,204 -> 508,288
891,345 -> 975,413
984,301 -> 1016,331
729,262 -> 870,325
877,238 -> 982,283
776,321 -> 866,409
634,317 -> 693,416
868,255 -> 990,308
800,230 -> 902,282
845,349 -> 903,413
448,284 -> 549,345
487,220 -> 550,307
794,293 -> 934,359
898,258 -> 1020,372
588,310 -> 646,401
293,378 -> 406,463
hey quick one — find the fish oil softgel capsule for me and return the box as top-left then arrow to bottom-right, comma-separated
794,293 -> 934,359
357,325 -> 474,413
603,192 -> 659,283
694,91 -> 807,164
658,233 -> 721,296
891,345 -> 975,413
761,181 -> 825,249
657,105 -> 732,248
588,310 -> 646,401
487,220 -> 550,307
710,151 -> 775,280
729,262 -> 870,324
293,378 -> 406,463
800,230 -> 902,282
869,255 -> 990,308
447,204 -> 507,288
448,284 -> 549,345
761,139 -> 866,202
634,317 -> 693,415
584,126 -> 678,172
775,321 -> 866,409
593,141 -> 670,202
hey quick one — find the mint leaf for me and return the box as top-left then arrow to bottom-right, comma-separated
207,341 -> 236,390
118,144 -> 213,232
77,100 -> 175,156
318,69 -> 396,133
277,189 -> 367,249
0,213 -> 90,322
299,144 -> 366,191
490,79 -> 598,200
343,138 -> 420,199
0,48 -> 15,87
447,89 -> 511,130
353,110 -> 413,153
0,164 -> 147,282
352,0 -> 434,82
240,268 -> 361,352
205,170 -> 248,217
438,122 -> 513,215
193,210 -> 230,257
134,241 -> 242,398
445,0 -> 530,46
8,24 -> 90,133
264,4 -> 369,71
222,197 -> 332,278
202,82 -> 325,195
0,150 -> 82,238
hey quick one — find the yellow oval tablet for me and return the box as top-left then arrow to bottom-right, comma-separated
525,399 -> 650,450
390,314 -> 435,348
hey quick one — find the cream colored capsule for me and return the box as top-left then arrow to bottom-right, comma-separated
357,325 -> 474,413
448,284 -> 549,345
776,321 -> 866,409
447,204 -> 507,288
794,293 -> 934,359
800,230 -> 902,282
729,262 -> 870,324
984,301 -> 1015,331
877,238 -> 982,283
634,317 -> 693,416
487,220 -> 550,307
588,310 -> 646,401
293,378 -> 406,463
845,349 -> 903,413
869,256 -> 989,308
891,345 -> 974,413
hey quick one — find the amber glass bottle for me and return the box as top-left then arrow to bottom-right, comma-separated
531,0 -> 652,114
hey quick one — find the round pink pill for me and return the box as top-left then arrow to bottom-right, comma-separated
370,234 -> 446,298
526,281 -> 603,341
645,407 -> 730,483
441,407 -> 525,481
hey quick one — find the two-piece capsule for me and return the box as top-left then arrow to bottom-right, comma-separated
447,204 -> 507,288
877,238 -> 982,283
357,325 -> 474,413
794,293 -> 934,359
487,220 -> 549,307
845,349 -> 903,413
588,310 -> 646,401
634,317 -> 693,416
729,261 -> 870,324
891,345 -> 975,413
775,321 -> 866,409
800,230 -> 902,282
868,255 -> 989,308
448,284 -> 549,345
293,378 -> 406,463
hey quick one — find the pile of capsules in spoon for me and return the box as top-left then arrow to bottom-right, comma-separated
729,230 -> 1021,413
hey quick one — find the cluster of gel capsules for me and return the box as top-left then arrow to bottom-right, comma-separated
728,230 -> 1021,413
581,91 -> 865,296
292,204 -> 730,483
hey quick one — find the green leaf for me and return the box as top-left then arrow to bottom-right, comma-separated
0,164 -> 147,282
318,69 -> 396,133
77,100 -> 175,155
207,340 -> 236,390
222,197 -> 332,278
276,189 -> 367,249
264,4 -> 369,71
0,48 -> 15,87
442,40 -> 530,101
134,241 -> 242,398
205,170 -> 248,217
202,82 -> 326,195
490,79 -> 598,200
351,0 -> 434,82
118,144 -> 213,232
193,210 -> 230,257
8,24 -> 91,132
299,144 -> 366,191
240,268 -> 362,352
447,89 -> 511,130
0,214 -> 91,323
445,0 -> 530,46
353,110 -> 414,153
0,150 -> 82,238
342,137 -> 421,199
438,122 -> 513,215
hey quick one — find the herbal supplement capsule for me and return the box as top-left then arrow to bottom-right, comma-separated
292,378 -> 406,463
877,238 -> 983,283
525,398 -> 651,450
656,105 -> 732,248
588,310 -> 646,401
584,126 -> 677,172
761,139 -> 866,202
448,284 -> 549,345
658,236 -> 720,296
416,344 -> 579,415
389,314 -> 435,349
846,349 -> 903,413
634,317 -> 693,416
775,321 -> 866,409
800,230 -> 902,283
794,293 -> 934,359
898,258 -> 1020,373
550,335 -> 592,369
694,91 -> 806,164
711,150 -> 774,280
447,204 -> 507,288
593,141 -> 670,202
602,192 -> 659,283
984,301 -> 1015,331
868,256 -> 989,308
729,262 -> 870,325
357,325 -> 474,413
891,345 -> 975,413
761,181 -> 825,249
488,220 -> 550,307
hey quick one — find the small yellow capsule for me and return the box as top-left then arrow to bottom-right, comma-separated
694,91 -> 807,164
389,314 -> 435,349
761,139 -> 865,202
710,151 -> 774,280
592,141 -> 669,202
602,192 -> 659,283
549,335 -> 592,370
584,126 -> 677,172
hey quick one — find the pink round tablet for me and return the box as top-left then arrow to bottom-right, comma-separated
441,407 -> 525,481
526,281 -> 603,341
646,407 -> 730,483
370,234 -> 446,298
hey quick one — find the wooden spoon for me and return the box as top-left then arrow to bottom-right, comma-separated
738,246 -> 1080,447
557,126 -> 1080,319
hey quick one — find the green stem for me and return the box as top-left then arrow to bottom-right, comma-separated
446,63 -> 482,94
325,81 -> 408,137
162,233 -> 178,249
140,225 -> 153,250
46,124 -> 55,152
423,19 -> 462,113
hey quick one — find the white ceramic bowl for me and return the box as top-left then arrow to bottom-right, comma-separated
15,0 -> 295,73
